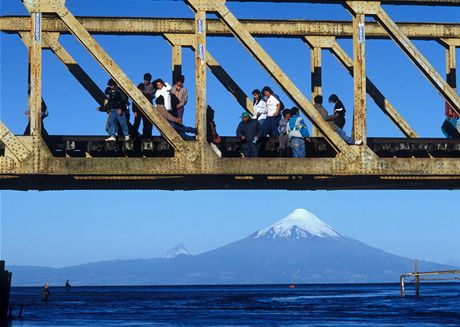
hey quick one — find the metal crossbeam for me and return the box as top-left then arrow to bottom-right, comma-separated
0,123 -> 31,162
2,16 -> 460,40
227,0 -> 460,5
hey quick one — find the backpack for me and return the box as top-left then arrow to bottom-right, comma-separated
288,116 -> 309,138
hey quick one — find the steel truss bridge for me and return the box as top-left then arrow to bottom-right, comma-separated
0,0 -> 459,190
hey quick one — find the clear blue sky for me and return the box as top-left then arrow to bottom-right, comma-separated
1,1 -> 459,268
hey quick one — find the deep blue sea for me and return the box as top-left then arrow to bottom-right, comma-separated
7,283 -> 460,326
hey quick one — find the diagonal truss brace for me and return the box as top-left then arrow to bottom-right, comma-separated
164,34 -> 254,114
0,122 -> 31,162
45,3 -> 190,153
374,5 -> 460,115
202,2 -> 358,157
305,36 -> 419,138
20,32 -> 107,106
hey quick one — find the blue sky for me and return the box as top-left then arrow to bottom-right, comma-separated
1,1 -> 459,268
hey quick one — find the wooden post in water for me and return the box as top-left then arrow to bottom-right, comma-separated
414,259 -> 420,297
399,275 -> 405,297
0,260 -> 12,322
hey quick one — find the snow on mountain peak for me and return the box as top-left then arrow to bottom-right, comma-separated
161,243 -> 191,259
255,208 -> 340,240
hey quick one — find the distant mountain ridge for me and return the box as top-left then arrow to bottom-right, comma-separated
9,209 -> 455,286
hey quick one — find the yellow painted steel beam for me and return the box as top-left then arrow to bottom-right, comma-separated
374,5 -> 460,114
310,46 -> 322,137
226,0 -> 460,5
445,43 -> 457,90
0,122 -> 31,162
172,45 -> 183,83
29,11 -> 43,137
350,10 -> 367,143
2,16 -> 460,40
193,9 -> 207,144
4,153 -> 460,178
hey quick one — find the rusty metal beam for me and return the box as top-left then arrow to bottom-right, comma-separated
445,42 -> 457,90
172,45 -> 183,83
0,122 -> 31,162
310,46 -> 322,137
226,0 -> 460,5
350,7 -> 367,143
374,5 -> 460,115
29,12 -> 43,137
5,150 -> 460,177
193,8 -> 207,144
2,16 -> 460,40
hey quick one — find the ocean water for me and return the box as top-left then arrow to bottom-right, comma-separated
7,283 -> 460,326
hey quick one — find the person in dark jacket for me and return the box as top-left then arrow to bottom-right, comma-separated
326,94 -> 362,145
24,98 -> 48,136
132,83 -> 153,139
236,112 -> 262,158
206,105 -> 220,145
41,283 -> 50,301
98,79 -> 130,142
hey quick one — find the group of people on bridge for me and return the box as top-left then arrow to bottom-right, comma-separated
23,75 -> 460,157
236,89 -> 363,158
97,73 -> 197,141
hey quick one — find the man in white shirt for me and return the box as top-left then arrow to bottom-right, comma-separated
261,86 -> 281,137
155,79 -> 172,112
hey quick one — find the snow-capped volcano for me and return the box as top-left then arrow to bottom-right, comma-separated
161,243 -> 191,259
255,208 -> 340,239
10,208 -> 454,285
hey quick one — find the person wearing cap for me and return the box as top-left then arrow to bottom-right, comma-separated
261,86 -> 282,137
171,75 -> 188,122
155,79 -> 173,112
236,112 -> 262,158
277,109 -> 291,157
98,78 -> 130,142
326,94 -> 362,145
